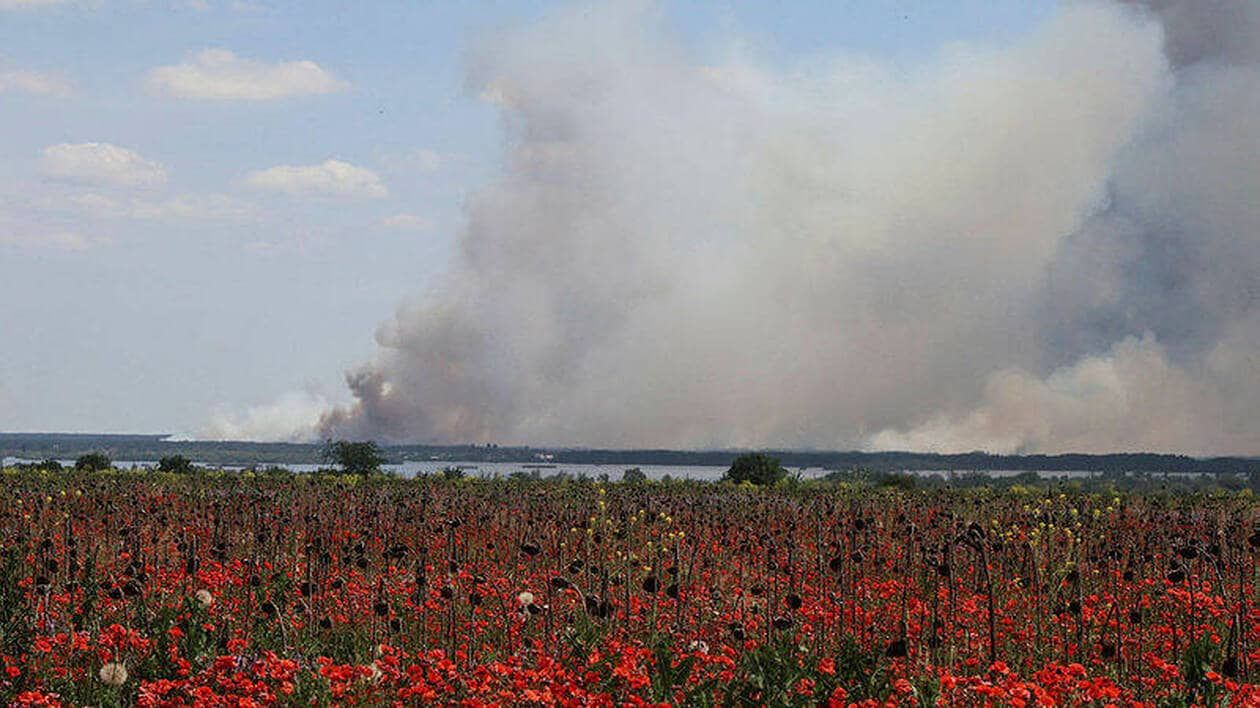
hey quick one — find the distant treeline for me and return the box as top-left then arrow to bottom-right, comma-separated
2,432 -> 1258,474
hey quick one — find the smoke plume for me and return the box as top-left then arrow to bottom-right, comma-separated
221,1 -> 1260,455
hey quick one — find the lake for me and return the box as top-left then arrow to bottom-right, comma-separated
3,457 -> 1125,481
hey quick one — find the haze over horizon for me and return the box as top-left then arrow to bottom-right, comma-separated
3,1 -> 1258,456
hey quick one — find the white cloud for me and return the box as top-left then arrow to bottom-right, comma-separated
229,1 -> 267,13
0,209 -> 97,250
394,148 -> 445,172
69,192 -> 253,221
1,187 -> 102,251
145,49 -> 347,100
381,213 -> 432,231
244,159 -> 387,198
243,239 -> 278,255
372,146 -> 463,176
0,0 -> 77,9
377,147 -> 460,175
242,230 -> 329,257
40,142 -> 167,188
0,229 -> 92,250
0,65 -> 71,95
410,149 -> 444,172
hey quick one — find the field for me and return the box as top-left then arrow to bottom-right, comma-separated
1,468 -> 1258,706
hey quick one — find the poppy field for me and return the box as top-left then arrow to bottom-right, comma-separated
2,468 -> 1258,706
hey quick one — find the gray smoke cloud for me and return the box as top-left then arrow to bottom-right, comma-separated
878,0 -> 1260,454
214,1 -> 1260,455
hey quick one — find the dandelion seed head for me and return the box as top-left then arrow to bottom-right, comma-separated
99,662 -> 127,687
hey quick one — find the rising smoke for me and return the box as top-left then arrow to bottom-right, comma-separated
211,1 -> 1260,455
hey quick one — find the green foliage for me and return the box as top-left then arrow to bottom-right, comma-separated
829,635 -> 891,700
1180,635 -> 1222,705
297,617 -> 374,664
322,440 -> 386,476
726,639 -> 809,704
74,452 -> 111,472
720,636 -> 889,706
724,453 -> 787,486
622,467 -> 648,484
561,612 -> 608,668
0,549 -> 32,671
158,455 -> 195,474
877,472 -> 916,490
442,466 -> 466,481
647,639 -> 700,703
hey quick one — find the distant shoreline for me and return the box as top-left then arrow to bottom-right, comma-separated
2,432 -> 1257,475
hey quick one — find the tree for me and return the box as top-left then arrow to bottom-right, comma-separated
724,453 -> 787,486
158,455 -> 194,474
622,467 -> 648,484
323,440 -> 385,476
75,453 -> 111,472
877,472 -> 916,490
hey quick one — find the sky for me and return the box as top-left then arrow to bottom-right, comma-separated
0,0 -> 1054,436
6,1 -> 1258,457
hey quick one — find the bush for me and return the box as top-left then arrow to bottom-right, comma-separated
724,453 -> 787,487
323,440 -> 386,476
74,453 -> 111,472
622,467 -> 648,484
877,472 -> 916,490
158,455 -> 195,474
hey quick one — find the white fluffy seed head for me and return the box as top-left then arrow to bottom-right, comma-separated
517,591 -> 534,606
195,589 -> 213,608
99,662 -> 128,687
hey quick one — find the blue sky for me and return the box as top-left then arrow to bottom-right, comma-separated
0,0 -> 1055,434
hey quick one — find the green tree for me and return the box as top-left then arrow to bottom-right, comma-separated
323,440 -> 386,476
74,453 -> 111,472
622,467 -> 648,484
158,455 -> 195,474
724,453 -> 787,486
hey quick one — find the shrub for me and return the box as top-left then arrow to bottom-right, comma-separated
323,440 -> 386,476
877,472 -> 916,490
74,452 -> 112,472
622,467 -> 648,484
724,453 -> 787,486
158,455 -> 195,474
